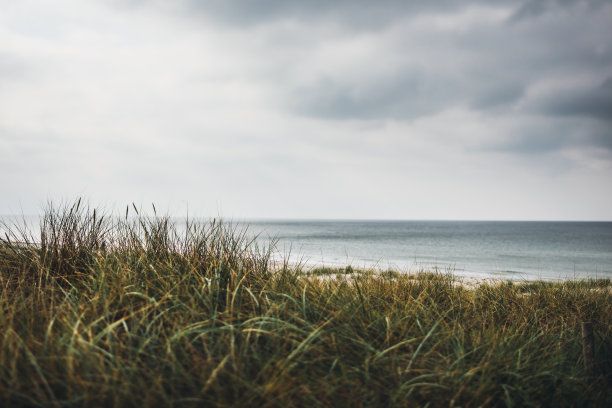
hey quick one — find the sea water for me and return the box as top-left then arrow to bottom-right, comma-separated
3,216 -> 611,281
246,220 -> 612,281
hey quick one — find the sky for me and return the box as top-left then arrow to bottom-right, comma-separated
1,0 -> 611,220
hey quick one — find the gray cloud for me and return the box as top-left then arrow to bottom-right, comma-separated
112,1 -> 611,123
539,77 -> 612,121
274,0 -> 612,159
1,0 -> 611,219
291,69 -> 458,120
509,0 -> 609,21
482,116 -> 612,156
494,135 -> 570,155
470,83 -> 525,110
180,0 -> 495,27
177,0 -> 608,27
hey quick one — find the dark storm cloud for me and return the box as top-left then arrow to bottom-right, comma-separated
509,0 -> 610,21
539,77 -> 612,121
499,76 -> 612,155
104,0 -> 612,155
254,0 -> 610,156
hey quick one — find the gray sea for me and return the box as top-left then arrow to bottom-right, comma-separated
247,220 -> 612,281
2,216 -> 611,281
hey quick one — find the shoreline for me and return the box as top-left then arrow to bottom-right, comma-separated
267,257 -> 611,286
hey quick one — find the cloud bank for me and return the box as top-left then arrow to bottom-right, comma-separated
1,0 -> 611,219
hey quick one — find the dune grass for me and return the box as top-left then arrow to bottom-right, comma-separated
0,201 -> 611,407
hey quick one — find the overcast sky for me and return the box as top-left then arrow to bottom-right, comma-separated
1,0 -> 611,220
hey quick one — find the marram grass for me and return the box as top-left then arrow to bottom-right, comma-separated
0,201 -> 610,407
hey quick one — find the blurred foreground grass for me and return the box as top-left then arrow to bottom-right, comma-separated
1,201 -> 610,407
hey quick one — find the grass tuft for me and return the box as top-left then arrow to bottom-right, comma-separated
0,201 -> 610,407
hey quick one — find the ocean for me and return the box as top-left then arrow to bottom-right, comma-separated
2,216 -> 611,281
246,220 -> 612,281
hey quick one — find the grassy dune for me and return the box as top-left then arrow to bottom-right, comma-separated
1,201 -> 610,407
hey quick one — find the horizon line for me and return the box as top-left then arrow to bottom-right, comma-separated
2,214 -> 611,223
